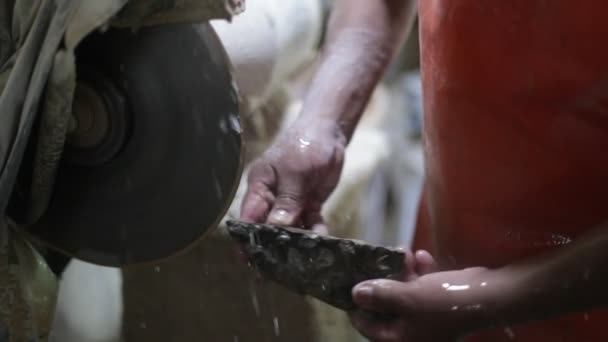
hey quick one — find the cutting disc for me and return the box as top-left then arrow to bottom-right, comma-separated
27,23 -> 243,266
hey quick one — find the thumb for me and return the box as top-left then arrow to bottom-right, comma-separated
415,250 -> 439,276
352,279 -> 415,314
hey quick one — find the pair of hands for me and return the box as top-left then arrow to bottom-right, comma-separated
240,119 -> 486,341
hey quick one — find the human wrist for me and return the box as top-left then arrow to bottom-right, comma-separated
292,115 -> 348,147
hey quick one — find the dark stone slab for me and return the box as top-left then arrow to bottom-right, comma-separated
226,220 -> 406,311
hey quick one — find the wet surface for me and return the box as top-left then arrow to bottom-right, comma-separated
227,220 -> 405,311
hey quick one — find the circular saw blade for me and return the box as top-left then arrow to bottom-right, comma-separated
27,23 -> 243,267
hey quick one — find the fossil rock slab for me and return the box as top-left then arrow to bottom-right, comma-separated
226,220 -> 405,311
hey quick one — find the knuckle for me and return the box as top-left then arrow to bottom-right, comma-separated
275,191 -> 305,206
244,181 -> 276,207
248,162 -> 275,182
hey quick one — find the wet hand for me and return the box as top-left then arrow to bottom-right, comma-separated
351,253 -> 491,342
240,118 -> 347,233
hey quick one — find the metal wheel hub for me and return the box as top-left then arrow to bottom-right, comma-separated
66,68 -> 130,166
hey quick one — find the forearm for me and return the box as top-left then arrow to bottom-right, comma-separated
299,0 -> 417,141
493,223 -> 608,323
448,223 -> 608,333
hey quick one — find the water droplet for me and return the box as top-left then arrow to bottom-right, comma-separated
464,304 -> 483,311
442,283 -> 470,291
219,119 -> 228,132
583,268 -> 591,280
298,138 -> 311,148
451,306 -> 459,311
480,282 -> 488,287
229,115 -> 242,133
250,282 -> 260,317
273,316 -> 280,336
504,327 -> 515,339
99,22 -> 110,33
277,233 -> 291,243
139,322 -> 147,329
214,176 -> 224,199
376,255 -> 391,271
249,231 -> 256,247
154,266 -> 160,273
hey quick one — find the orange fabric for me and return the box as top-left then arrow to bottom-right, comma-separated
415,1 -> 608,340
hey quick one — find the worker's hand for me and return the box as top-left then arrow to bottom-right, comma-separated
240,117 -> 346,233
351,258 -> 491,342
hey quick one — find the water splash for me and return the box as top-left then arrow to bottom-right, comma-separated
505,231 -> 573,247
249,281 -> 261,317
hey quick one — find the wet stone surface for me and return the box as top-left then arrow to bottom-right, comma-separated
226,221 -> 406,311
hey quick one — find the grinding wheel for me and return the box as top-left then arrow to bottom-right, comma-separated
27,23 -> 243,267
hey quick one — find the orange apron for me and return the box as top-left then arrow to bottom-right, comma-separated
416,1 -> 608,340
